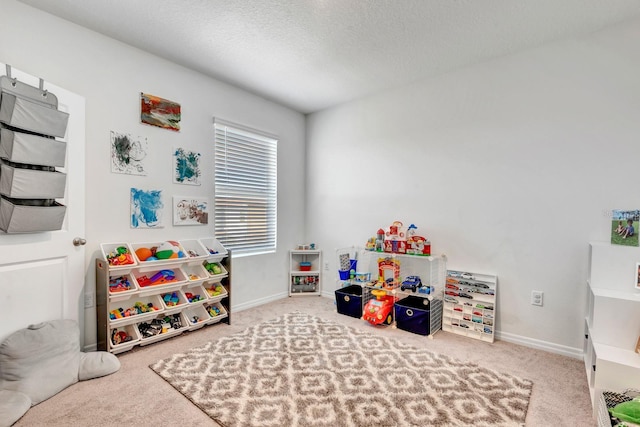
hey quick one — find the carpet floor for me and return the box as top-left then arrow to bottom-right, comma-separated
151,311 -> 532,426
12,296 -> 595,426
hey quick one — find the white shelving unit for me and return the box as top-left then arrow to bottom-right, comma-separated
289,249 -> 322,296
584,242 -> 640,416
96,238 -> 230,354
335,248 -> 446,336
442,270 -> 496,343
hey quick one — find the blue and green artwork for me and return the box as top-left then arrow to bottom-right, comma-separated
174,148 -> 201,185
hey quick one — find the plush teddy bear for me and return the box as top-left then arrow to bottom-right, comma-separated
0,319 -> 120,426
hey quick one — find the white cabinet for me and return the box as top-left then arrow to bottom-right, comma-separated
584,242 -> 640,414
289,249 -> 322,296
96,238 -> 230,354
442,270 -> 496,343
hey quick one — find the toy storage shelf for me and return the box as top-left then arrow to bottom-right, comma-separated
96,238 -> 231,354
335,248 -> 446,337
441,270 -> 496,343
289,249 -> 322,296
584,241 -> 640,418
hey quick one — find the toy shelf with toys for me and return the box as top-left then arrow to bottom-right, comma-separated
96,238 -> 230,354
335,221 -> 443,337
335,247 -> 446,337
442,270 -> 497,343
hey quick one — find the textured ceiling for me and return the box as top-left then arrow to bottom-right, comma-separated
19,0 -> 640,113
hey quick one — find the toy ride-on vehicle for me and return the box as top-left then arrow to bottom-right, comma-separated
363,289 -> 397,325
401,275 -> 423,292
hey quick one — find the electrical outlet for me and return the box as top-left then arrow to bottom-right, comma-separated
324,261 -> 330,271
84,292 -> 95,308
531,290 -> 543,306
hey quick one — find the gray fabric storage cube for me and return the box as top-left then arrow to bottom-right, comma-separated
0,93 -> 69,138
0,197 -> 66,233
0,163 -> 66,199
0,127 -> 66,167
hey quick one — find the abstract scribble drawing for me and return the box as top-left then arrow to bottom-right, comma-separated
131,188 -> 164,228
173,148 -> 201,185
111,131 -> 148,175
173,197 -> 208,226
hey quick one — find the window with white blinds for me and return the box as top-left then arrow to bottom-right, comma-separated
214,120 -> 277,255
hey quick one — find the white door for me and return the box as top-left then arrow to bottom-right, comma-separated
0,64 -> 85,343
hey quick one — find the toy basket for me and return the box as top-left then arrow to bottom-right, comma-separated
597,388 -> 640,427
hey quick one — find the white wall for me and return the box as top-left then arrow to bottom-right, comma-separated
0,0 -> 306,348
306,18 -> 640,353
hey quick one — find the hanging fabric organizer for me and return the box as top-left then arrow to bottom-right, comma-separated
0,66 -> 70,233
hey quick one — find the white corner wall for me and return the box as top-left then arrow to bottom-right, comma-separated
0,0 -> 306,349
306,17 -> 640,353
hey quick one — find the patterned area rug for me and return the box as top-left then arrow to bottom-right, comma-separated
150,312 -> 532,426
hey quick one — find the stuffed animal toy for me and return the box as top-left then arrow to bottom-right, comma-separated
0,320 -> 120,426
610,397 -> 640,425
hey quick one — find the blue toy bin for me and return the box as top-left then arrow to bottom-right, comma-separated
335,284 -> 363,318
338,259 -> 357,280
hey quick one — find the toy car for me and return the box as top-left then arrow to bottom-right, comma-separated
384,277 -> 399,289
417,285 -> 433,295
401,276 -> 422,292
444,295 -> 458,304
363,289 -> 396,325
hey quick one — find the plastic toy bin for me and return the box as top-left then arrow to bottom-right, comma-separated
335,284 -> 363,318
394,296 -> 432,336
299,261 -> 312,271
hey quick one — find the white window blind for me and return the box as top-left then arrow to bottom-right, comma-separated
214,120 -> 277,255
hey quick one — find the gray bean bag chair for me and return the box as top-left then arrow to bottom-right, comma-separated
0,319 -> 120,426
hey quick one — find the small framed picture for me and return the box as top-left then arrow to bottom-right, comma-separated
635,262 -> 640,290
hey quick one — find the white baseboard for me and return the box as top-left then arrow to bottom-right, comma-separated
83,343 -> 97,352
496,330 -> 583,360
232,291 -> 289,313
321,290 -> 335,299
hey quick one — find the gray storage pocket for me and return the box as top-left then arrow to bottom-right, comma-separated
0,127 -> 66,167
0,93 -> 69,138
0,162 -> 66,199
0,196 -> 66,233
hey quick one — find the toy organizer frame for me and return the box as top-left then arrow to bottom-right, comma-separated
441,270 -> 497,343
96,238 -> 231,354
336,247 -> 446,337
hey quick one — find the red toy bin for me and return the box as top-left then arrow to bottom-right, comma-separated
299,261 -> 312,271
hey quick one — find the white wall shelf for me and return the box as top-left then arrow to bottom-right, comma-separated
289,249 -> 322,296
584,241 -> 640,417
